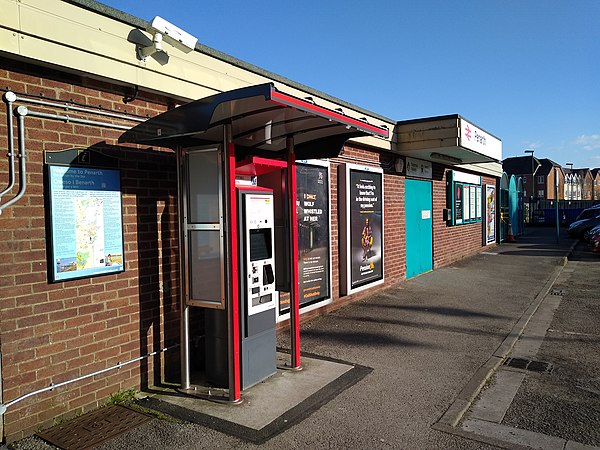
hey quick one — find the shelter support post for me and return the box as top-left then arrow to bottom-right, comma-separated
177,147 -> 191,390
287,137 -> 301,369
225,124 -> 242,402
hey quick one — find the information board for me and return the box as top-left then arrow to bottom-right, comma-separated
48,165 -> 124,282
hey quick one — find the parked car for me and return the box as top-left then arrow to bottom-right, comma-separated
591,232 -> 600,254
568,215 -> 600,238
575,207 -> 600,221
584,224 -> 600,243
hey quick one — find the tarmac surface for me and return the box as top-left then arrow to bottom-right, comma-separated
10,227 -> 599,450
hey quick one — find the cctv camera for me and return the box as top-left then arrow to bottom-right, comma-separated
149,16 -> 198,53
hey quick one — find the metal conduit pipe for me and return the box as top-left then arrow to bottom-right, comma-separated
0,344 -> 178,416
0,92 -> 17,199
0,107 -> 27,215
25,110 -> 132,130
10,92 -> 147,123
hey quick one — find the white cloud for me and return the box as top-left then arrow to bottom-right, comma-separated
521,141 -> 542,150
575,134 -> 600,152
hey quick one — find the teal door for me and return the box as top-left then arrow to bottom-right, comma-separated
405,179 -> 433,278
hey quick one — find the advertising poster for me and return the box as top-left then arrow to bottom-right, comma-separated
48,165 -> 124,282
476,186 -> 483,219
349,169 -> 383,289
485,185 -> 496,244
296,163 -> 331,308
454,183 -> 463,224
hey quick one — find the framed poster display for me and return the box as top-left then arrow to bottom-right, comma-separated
339,163 -> 384,295
484,185 -> 497,245
450,170 -> 482,226
279,160 -> 332,320
47,164 -> 124,282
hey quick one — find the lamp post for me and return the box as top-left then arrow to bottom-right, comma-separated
524,149 -> 534,223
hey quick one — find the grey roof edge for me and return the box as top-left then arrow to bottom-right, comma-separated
396,114 -> 501,141
62,0 -> 395,125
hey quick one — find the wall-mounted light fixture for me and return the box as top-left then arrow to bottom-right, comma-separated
430,152 -> 462,164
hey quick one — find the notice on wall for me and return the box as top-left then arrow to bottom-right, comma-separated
349,169 -> 383,289
296,163 -> 331,307
48,165 -> 124,282
454,183 -> 463,224
476,186 -> 482,219
463,185 -> 471,221
469,186 -> 477,219
485,185 -> 496,245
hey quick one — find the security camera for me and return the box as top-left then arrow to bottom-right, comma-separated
149,16 -> 198,53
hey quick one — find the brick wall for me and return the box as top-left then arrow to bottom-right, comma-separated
0,59 -> 180,441
432,167 -> 496,268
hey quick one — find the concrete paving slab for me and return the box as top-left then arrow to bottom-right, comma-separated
135,353 -> 371,443
462,419 -> 566,450
470,369 -> 526,423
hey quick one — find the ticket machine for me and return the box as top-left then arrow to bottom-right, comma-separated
237,187 -> 277,389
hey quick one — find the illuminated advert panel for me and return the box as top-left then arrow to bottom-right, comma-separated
339,163 -> 384,295
47,165 -> 124,282
279,160 -> 333,320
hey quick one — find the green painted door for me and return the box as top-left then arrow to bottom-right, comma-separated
405,179 -> 433,278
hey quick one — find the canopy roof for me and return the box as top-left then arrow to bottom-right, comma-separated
120,83 -> 389,159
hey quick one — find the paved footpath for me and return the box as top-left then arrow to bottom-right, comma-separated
14,227 -> 594,450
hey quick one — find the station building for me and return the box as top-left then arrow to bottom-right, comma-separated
0,0 -> 502,441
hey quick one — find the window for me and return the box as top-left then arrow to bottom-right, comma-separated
537,176 -> 544,184
537,189 -> 545,197
522,176 -> 527,183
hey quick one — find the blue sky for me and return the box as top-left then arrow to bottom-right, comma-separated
100,0 -> 600,169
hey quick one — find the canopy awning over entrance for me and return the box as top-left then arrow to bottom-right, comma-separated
120,83 -> 389,159
395,115 -> 502,165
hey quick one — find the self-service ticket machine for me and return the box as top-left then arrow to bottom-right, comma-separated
205,187 -> 277,390
237,187 -> 277,389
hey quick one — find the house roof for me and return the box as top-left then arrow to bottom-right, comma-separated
536,158 -> 562,176
502,156 -> 541,176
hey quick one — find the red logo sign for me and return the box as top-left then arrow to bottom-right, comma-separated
465,125 -> 472,141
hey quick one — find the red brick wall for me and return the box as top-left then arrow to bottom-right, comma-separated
0,59 -> 180,441
433,167 -> 496,268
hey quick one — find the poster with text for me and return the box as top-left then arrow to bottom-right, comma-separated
463,185 -> 471,221
349,169 -> 383,289
296,163 -> 331,308
454,183 -> 463,224
485,185 -> 496,244
48,165 -> 124,282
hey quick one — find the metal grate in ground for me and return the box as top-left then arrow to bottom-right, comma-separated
504,357 -> 554,374
36,405 -> 152,450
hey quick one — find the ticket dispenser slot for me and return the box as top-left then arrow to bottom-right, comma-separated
238,188 -> 277,389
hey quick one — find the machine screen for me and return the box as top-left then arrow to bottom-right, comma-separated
249,229 -> 272,261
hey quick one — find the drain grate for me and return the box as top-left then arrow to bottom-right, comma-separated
504,357 -> 553,374
37,404 -> 151,450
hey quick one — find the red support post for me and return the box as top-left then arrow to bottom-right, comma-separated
287,138 -> 301,368
226,139 -> 241,401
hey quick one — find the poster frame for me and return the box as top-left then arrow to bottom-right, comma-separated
45,158 -> 125,283
277,159 -> 333,322
339,163 -> 385,296
484,184 -> 497,245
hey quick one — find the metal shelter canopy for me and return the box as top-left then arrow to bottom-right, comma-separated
119,83 -> 389,158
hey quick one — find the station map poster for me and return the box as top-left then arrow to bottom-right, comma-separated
296,163 -> 331,307
48,165 -> 124,282
485,185 -> 496,245
349,168 -> 383,289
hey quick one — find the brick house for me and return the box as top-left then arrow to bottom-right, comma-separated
592,169 -> 600,200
